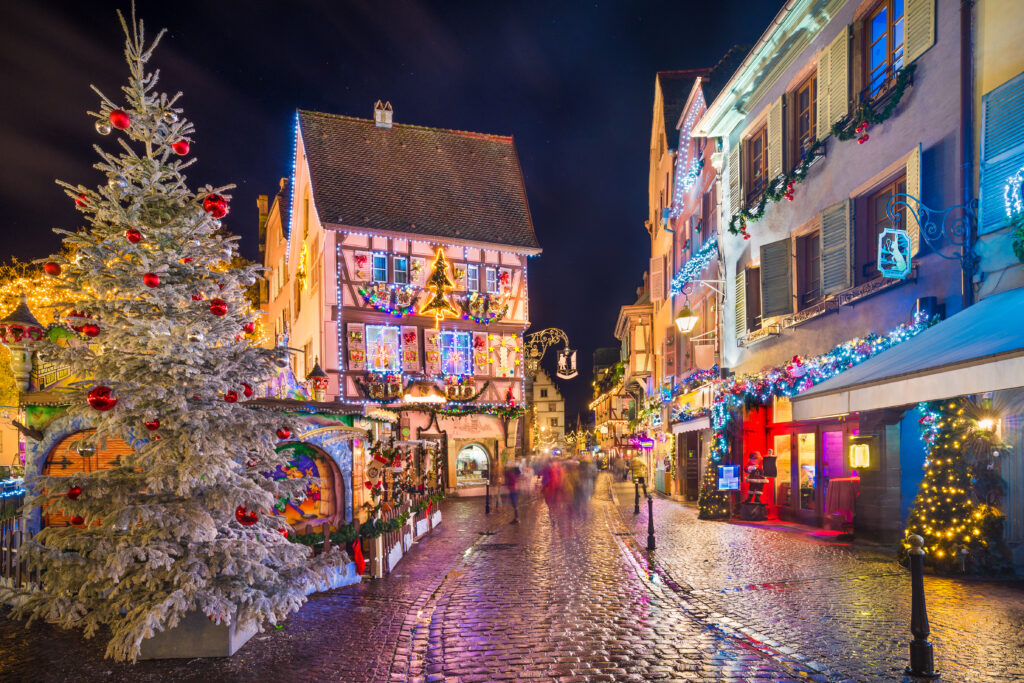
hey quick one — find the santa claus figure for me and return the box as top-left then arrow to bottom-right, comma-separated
745,451 -> 768,504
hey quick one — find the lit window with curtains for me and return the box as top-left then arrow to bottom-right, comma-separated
393,256 -> 409,284
372,253 -> 388,283
485,267 -> 498,294
467,264 -> 480,291
440,330 -> 472,375
365,325 -> 401,373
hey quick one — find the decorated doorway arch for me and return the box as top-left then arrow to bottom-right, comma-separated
37,428 -> 133,527
455,443 -> 491,488
272,442 -> 346,532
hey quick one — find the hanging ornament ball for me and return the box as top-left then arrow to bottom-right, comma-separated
70,515 -> 85,526
67,486 -> 82,500
74,193 -> 88,207
212,218 -> 223,229
125,228 -> 143,243
163,110 -> 179,124
242,383 -> 254,398
203,194 -> 229,219
80,323 -> 100,338
224,390 -> 239,403
87,385 -> 117,411
108,175 -> 128,190
95,119 -> 112,135
242,322 -> 256,334
43,262 -> 62,276
191,293 -> 204,301
209,298 -> 228,316
143,272 -> 160,288
109,109 -> 131,130
145,418 -> 160,431
171,139 -> 190,156
187,331 -> 204,343
235,506 -> 258,526
276,427 -> 291,440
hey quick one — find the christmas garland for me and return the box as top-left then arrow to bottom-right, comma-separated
728,64 -> 916,238
831,64 -> 916,142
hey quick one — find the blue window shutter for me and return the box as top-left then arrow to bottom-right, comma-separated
980,71 -> 1024,235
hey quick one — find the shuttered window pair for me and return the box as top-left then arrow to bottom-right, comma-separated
979,71 -> 1024,235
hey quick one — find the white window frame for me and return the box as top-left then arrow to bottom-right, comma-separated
440,330 -> 472,376
467,264 -> 480,292
372,253 -> 388,283
393,256 -> 409,285
365,324 -> 402,373
485,267 -> 498,294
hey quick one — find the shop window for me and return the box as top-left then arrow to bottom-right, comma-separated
797,433 -> 817,510
372,253 -> 388,283
746,126 -> 769,202
857,175 -> 907,283
796,231 -> 821,310
793,74 -> 817,165
485,267 -> 498,294
866,0 -> 905,98
393,256 -> 408,285
746,266 -> 762,331
365,325 -> 401,373
440,330 -> 472,375
467,264 -> 479,292
456,444 -> 490,487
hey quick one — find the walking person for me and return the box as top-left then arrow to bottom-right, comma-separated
504,462 -> 521,524
630,456 -> 648,497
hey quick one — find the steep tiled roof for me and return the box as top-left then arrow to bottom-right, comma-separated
701,45 -> 750,106
297,110 -> 540,251
657,70 -> 709,149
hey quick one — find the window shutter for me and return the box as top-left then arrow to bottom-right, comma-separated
650,256 -> 665,302
728,142 -> 743,215
820,200 -> 853,295
816,49 -> 831,140
767,96 -> 784,178
827,26 -> 850,127
905,144 -> 923,254
473,332 -> 490,377
904,0 -> 936,64
354,251 -> 371,282
734,268 -> 747,340
979,72 -> 1024,234
411,257 -> 427,286
423,329 -> 441,375
347,323 -> 366,372
759,238 -> 792,318
401,325 -> 420,372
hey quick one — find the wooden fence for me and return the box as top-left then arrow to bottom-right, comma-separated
0,516 -> 38,589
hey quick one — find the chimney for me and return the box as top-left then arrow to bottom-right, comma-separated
373,100 -> 393,129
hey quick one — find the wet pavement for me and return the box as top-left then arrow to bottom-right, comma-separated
1,474 -> 1022,682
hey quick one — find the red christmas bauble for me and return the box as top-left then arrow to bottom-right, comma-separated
224,390 -> 239,403
70,515 -> 86,526
67,486 -> 82,500
191,293 -> 204,301
143,272 -> 160,288
182,257 -> 193,264
74,193 -> 88,207
171,139 -> 190,155
235,506 -> 258,526
242,322 -> 256,334
81,323 -> 100,338
276,427 -> 291,440
279,528 -> 289,537
109,109 -> 131,130
145,418 -> 160,431
87,385 -> 117,411
202,194 -> 229,219
209,298 -> 228,316
242,383 -> 254,398
43,262 -> 61,276
125,228 -> 143,243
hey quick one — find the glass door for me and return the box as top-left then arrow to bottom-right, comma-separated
795,431 -> 818,525
772,433 -> 793,514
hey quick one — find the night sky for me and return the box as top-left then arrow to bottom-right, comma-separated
0,0 -> 780,419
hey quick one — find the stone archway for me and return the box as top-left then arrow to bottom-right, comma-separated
454,442 -> 492,488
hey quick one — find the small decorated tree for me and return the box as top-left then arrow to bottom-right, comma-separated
4,11 -> 323,661
418,247 -> 459,325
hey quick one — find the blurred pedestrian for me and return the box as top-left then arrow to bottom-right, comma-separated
631,457 -> 648,497
504,463 -> 521,524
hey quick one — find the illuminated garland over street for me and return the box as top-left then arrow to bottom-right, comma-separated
386,402 -> 524,421
669,237 -> 718,296
699,317 -> 934,519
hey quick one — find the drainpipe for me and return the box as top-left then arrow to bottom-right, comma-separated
961,0 -> 975,308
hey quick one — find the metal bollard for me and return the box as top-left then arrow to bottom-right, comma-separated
647,495 -> 656,551
485,482 -> 491,514
634,480 -> 640,514
905,535 -> 938,678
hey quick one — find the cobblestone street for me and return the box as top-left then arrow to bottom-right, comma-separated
1,474 -> 1023,682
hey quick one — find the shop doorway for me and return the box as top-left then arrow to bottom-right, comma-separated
455,443 -> 491,487
768,423 -> 855,526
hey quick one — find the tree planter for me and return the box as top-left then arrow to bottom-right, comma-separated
415,510 -> 431,538
431,508 -> 442,529
139,611 -> 257,660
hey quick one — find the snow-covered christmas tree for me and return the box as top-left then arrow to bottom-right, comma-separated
4,10 -> 325,661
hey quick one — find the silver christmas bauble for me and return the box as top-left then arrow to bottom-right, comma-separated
108,175 -> 128,190
212,218 -> 222,229
188,331 -> 205,343
163,111 -> 179,124
95,120 -> 112,135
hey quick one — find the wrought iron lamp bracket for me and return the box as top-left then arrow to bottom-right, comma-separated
887,193 -> 978,272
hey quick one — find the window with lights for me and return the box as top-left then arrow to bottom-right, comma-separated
440,330 -> 472,375
365,325 -> 401,373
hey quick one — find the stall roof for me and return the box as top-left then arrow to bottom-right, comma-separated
791,288 -> 1024,420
